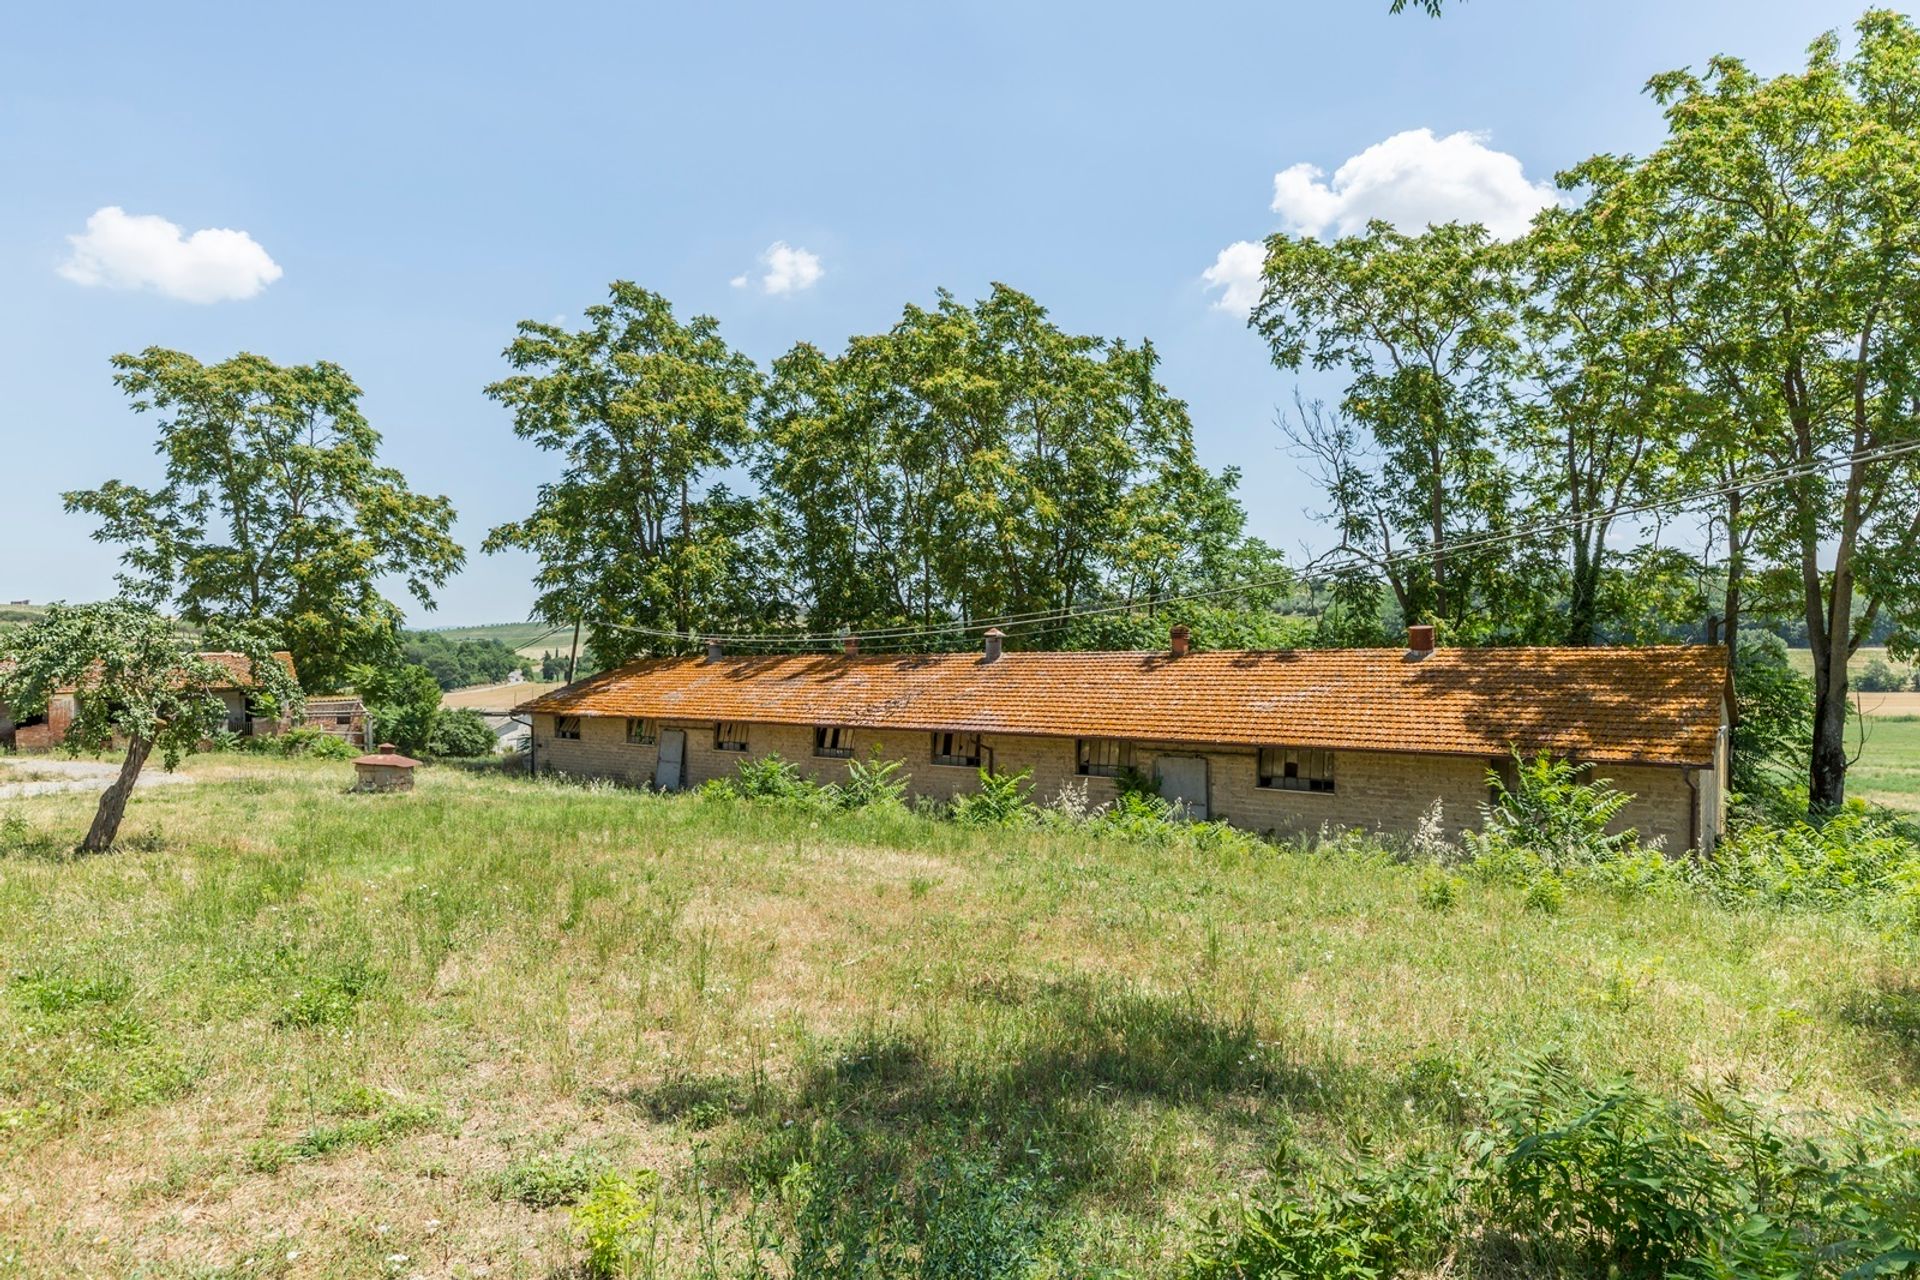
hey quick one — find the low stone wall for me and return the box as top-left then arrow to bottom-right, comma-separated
531,713 -> 1711,851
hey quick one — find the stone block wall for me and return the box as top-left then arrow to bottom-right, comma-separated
529,713 -> 1706,850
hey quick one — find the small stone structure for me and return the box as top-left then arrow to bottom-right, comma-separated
353,743 -> 419,792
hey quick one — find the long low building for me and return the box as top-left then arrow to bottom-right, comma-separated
519,627 -> 1731,852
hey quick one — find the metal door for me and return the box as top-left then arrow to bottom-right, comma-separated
656,729 -> 686,791
1156,756 -> 1208,820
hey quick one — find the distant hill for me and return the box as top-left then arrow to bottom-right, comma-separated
419,621 -> 581,661
0,604 -> 47,629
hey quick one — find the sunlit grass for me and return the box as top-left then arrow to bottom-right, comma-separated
0,756 -> 1913,1276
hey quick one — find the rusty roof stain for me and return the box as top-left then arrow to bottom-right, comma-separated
519,645 -> 1728,767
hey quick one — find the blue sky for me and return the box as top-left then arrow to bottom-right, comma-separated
2,0 -> 1900,626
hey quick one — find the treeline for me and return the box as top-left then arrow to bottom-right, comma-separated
1240,11 -> 1920,808
399,630 -> 530,691
482,284 -> 1290,668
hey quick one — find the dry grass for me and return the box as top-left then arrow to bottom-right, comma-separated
0,757 -> 1913,1277
439,681 -> 565,711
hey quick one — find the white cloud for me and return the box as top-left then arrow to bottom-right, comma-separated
1201,240 -> 1266,315
1269,128 -> 1556,241
57,205 -> 282,303
737,240 -> 823,295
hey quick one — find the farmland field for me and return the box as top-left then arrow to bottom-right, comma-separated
416,621 -> 582,663
0,756 -> 1914,1276
439,679 -> 565,711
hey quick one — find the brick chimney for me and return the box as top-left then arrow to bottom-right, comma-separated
705,637 -> 724,662
982,627 -> 1005,662
1169,624 -> 1191,658
1407,624 -> 1435,656
843,633 -> 860,657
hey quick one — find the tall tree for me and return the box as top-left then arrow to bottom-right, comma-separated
0,602 -> 300,852
1629,11 -> 1920,807
1255,222 -> 1529,639
484,283 -> 774,667
65,351 -> 464,694
1516,178 -> 1692,644
756,285 -> 1280,637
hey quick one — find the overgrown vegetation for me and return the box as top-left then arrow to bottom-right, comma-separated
2,755 -> 1916,1275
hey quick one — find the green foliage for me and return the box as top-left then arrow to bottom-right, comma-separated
0,602 -> 303,850
1732,632 -> 1813,795
354,661 -> 442,757
1698,802 -> 1920,932
729,754 -> 821,804
273,959 -> 382,1029
1056,605 -> 1313,653
485,283 -> 776,666
490,1148 -> 610,1209
757,284 -> 1284,640
62,349 -> 463,694
1475,1060 -> 1920,1278
573,1169 -> 662,1279
231,725 -> 356,760
401,630 -> 528,690
1858,657 -> 1914,694
1414,866 -> 1460,912
950,769 -> 1037,827
1186,1143 -> 1459,1280
837,750 -> 908,810
1467,753 -> 1642,869
429,707 -> 499,758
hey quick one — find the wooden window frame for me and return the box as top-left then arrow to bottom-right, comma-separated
1076,738 -> 1134,778
554,715 -> 582,741
930,731 -> 982,767
1257,746 -> 1335,793
627,717 -> 658,745
714,721 -> 749,752
813,725 -> 854,759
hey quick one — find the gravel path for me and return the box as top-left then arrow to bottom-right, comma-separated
0,757 -> 195,800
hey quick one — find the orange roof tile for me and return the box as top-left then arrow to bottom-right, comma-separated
521,645 -> 1728,767
197,651 -> 299,687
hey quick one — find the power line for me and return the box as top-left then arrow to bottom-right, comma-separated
589,435 -> 1920,653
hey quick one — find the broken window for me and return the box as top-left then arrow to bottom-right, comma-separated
1257,747 -> 1334,792
931,731 -> 981,767
555,716 -> 582,741
715,721 -> 749,752
627,717 -> 658,745
1076,738 -> 1133,778
813,725 -> 854,758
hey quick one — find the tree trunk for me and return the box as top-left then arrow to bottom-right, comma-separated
82,734 -> 153,854
1810,670 -> 1849,809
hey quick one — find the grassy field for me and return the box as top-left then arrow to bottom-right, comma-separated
440,680 -> 565,711
417,622 -> 582,663
0,757 -> 1914,1276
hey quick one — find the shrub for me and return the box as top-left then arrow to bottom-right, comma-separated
354,660 -> 442,757
574,1169 -> 662,1278
1696,801 -> 1920,929
491,1148 -> 609,1209
836,750 -> 907,810
1856,656 -> 1910,693
1467,753 -> 1643,870
1732,632 -> 1812,795
428,707 -> 498,758
950,768 -> 1036,827
1187,1142 -> 1459,1280
730,754 -> 827,807
272,725 -> 357,759
1415,865 -> 1461,912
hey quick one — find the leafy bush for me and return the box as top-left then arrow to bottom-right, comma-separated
1415,865 -> 1461,911
1474,1059 -> 1920,1279
1695,801 -> 1920,930
1187,1142 -> 1460,1280
1467,753 -> 1643,870
354,660 -> 442,758
950,768 -> 1036,827
272,725 -> 357,759
1732,632 -> 1812,795
730,754 -> 826,806
491,1148 -> 609,1208
428,707 -> 498,758
1856,656 -> 1912,693
836,750 -> 907,810
573,1169 -> 661,1278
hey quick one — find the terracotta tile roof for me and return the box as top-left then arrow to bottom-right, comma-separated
521,645 -> 1728,767
197,651 -> 299,687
